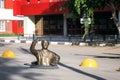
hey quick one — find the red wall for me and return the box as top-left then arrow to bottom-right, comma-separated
5,21 -> 12,33
94,6 -> 120,12
3,0 -> 24,34
13,0 -> 120,16
13,0 -> 68,16
4,0 -> 13,9
12,20 -> 24,34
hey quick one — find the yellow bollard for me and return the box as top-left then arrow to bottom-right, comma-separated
2,50 -> 16,58
80,58 -> 98,68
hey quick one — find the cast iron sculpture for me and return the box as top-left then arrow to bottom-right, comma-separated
30,38 -> 60,66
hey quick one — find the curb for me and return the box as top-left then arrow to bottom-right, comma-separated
0,39 -> 73,45
0,39 -> 86,46
0,39 -> 31,43
0,39 -> 120,47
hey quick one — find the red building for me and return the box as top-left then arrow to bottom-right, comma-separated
0,0 -> 24,35
12,0 -> 120,37
13,0 -> 68,37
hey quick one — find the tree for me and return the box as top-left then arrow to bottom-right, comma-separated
64,0 -> 120,40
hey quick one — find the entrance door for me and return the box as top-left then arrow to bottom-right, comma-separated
35,14 -> 63,36
43,14 -> 63,35
35,16 -> 43,36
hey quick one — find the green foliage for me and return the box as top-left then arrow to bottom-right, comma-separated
82,19 -> 90,39
65,0 -> 120,40
66,0 -> 120,20
66,0 -> 120,16
0,34 -> 17,37
73,0 -> 94,40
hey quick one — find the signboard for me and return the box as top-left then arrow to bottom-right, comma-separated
80,18 -> 91,24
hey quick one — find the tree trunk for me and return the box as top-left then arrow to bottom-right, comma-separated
108,1 -> 120,40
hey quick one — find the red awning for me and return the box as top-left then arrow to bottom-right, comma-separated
13,0 -> 68,16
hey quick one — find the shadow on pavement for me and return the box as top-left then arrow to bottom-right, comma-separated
19,47 -> 31,54
0,58 -> 43,80
0,43 -> 10,47
74,53 -> 120,59
94,55 -> 120,59
58,62 -> 106,80
0,43 -> 5,47
103,53 -> 120,55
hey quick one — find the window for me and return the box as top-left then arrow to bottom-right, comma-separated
43,14 -> 63,35
18,20 -> 23,28
0,21 -> 5,32
0,0 -> 4,8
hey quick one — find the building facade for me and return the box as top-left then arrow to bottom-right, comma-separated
13,0 -> 120,37
13,0 -> 68,37
0,0 -> 24,34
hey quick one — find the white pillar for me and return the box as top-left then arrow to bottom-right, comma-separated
118,11 -> 120,37
118,11 -> 120,22
63,13 -> 67,37
24,16 -> 35,37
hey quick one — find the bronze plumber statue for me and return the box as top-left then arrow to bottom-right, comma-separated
30,38 -> 60,66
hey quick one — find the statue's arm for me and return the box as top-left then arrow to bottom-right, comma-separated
30,38 -> 38,55
51,51 -> 60,60
50,51 -> 60,65
55,53 -> 60,61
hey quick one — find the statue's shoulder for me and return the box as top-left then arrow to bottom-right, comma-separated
48,50 -> 57,55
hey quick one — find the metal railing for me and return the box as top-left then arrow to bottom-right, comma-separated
17,34 -> 120,43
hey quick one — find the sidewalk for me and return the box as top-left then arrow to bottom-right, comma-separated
0,36 -> 82,45
0,36 -> 120,46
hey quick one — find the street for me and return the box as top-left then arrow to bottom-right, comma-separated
0,42 -> 120,80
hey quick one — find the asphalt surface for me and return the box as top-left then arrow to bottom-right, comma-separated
0,42 -> 120,80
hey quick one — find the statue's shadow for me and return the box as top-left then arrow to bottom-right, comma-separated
58,62 -> 106,80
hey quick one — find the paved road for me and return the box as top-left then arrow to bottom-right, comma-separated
0,42 -> 120,80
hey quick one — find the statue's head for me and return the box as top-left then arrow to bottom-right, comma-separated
41,40 -> 49,49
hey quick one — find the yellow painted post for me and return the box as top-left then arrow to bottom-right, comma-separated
80,58 -> 98,68
2,50 -> 16,58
